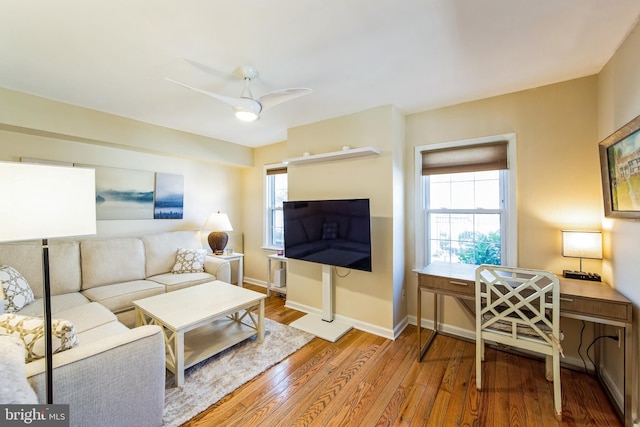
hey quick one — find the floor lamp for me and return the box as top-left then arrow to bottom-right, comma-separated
0,162 -> 96,404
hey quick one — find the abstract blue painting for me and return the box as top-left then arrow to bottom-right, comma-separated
154,173 -> 184,219
92,166 -> 155,220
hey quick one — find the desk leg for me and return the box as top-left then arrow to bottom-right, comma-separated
267,258 -> 272,297
418,287 -> 439,361
624,322 -> 633,427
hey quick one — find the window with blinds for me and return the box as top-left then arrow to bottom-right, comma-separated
421,141 -> 509,266
265,165 -> 287,248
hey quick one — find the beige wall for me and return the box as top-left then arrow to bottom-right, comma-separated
283,106 -> 405,336
406,76 -> 602,361
597,20 -> 640,415
241,141 -> 288,283
0,88 -> 248,242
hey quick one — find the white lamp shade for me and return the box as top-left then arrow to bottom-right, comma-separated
0,162 -> 97,242
203,212 -> 233,232
562,230 -> 602,259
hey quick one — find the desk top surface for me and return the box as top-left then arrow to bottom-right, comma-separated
417,262 -> 631,304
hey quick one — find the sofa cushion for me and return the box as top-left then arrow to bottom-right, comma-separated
172,248 -> 206,273
81,238 -> 146,289
76,320 -> 130,345
81,280 -> 165,313
1,265 -> 35,313
0,241 -> 82,299
0,335 -> 38,403
17,293 -> 91,318
142,230 -> 204,277
0,313 -> 78,362
53,302 -> 119,334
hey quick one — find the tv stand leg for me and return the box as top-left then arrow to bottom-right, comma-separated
322,264 -> 333,322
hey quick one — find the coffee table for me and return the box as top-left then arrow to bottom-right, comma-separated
133,280 -> 266,386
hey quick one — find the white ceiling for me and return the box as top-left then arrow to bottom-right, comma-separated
2,1 -> 640,148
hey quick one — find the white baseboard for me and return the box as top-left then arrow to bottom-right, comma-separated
285,300 -> 399,340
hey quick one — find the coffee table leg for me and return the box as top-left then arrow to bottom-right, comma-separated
175,331 -> 185,387
258,299 -> 265,343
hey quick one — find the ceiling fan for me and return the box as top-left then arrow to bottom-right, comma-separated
166,65 -> 312,122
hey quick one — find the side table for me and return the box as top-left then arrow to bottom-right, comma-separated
212,252 -> 244,286
267,254 -> 287,297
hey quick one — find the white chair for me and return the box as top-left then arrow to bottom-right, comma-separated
475,264 -> 563,420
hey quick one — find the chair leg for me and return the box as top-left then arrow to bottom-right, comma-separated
545,355 -> 553,381
553,352 -> 562,420
476,337 -> 482,389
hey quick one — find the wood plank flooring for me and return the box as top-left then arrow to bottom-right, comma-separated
182,284 -> 622,427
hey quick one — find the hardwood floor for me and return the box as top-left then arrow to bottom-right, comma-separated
182,284 -> 622,427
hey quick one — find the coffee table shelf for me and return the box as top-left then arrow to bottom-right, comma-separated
169,317 -> 258,373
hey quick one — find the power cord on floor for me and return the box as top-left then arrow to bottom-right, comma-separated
578,320 -> 619,377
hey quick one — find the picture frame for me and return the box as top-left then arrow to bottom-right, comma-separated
599,113 -> 640,218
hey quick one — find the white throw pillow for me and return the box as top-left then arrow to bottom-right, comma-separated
0,313 -> 79,363
171,248 -> 206,274
0,265 -> 35,313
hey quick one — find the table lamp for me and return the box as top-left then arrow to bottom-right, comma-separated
561,230 -> 602,281
0,162 -> 96,403
203,212 -> 233,254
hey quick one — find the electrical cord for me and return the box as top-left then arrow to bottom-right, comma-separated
579,320 -> 619,377
578,320 -> 588,374
334,266 -> 351,278
586,335 -> 618,377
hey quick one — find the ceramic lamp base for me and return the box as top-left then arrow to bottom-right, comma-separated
208,231 -> 228,255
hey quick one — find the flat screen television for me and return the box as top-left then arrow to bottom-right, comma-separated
283,198 -> 372,272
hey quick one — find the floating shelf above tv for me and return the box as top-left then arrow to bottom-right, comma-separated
283,146 -> 380,165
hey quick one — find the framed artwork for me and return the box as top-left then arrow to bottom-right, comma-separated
154,173 -> 184,219
599,113 -> 640,218
90,165 -> 155,220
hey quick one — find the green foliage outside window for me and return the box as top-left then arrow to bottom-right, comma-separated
457,231 -> 501,265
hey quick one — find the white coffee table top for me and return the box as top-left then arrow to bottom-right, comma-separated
133,280 -> 265,331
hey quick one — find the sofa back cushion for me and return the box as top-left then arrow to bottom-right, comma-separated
142,231 -> 204,277
81,238 -> 145,289
0,241 -> 81,298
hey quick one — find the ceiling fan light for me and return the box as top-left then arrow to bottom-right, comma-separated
233,100 -> 261,122
235,110 -> 259,122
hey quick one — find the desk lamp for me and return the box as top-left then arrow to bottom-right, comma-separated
0,162 -> 96,403
203,212 -> 233,254
561,230 -> 602,281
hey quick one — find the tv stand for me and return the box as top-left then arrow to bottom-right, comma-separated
290,264 -> 352,342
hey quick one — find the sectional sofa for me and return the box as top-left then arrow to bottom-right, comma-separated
0,230 -> 231,427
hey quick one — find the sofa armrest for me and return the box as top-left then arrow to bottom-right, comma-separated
204,255 -> 231,283
27,325 -> 165,427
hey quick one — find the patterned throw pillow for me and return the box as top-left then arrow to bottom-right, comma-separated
171,248 -> 207,274
0,265 -> 35,313
0,314 -> 79,363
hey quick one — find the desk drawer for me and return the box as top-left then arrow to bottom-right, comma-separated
558,295 -> 631,323
420,275 -> 475,297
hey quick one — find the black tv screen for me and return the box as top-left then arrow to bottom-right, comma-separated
283,198 -> 372,272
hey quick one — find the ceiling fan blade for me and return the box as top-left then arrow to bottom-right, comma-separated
165,77 -> 257,110
259,88 -> 312,110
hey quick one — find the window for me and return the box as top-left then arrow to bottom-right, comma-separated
416,135 -> 517,267
265,165 -> 287,248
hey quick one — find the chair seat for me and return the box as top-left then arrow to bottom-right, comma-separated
481,310 -> 563,340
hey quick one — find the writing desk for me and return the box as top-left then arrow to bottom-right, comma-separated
416,262 -> 633,426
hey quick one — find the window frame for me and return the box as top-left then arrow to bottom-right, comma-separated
414,134 -> 517,269
263,163 -> 287,250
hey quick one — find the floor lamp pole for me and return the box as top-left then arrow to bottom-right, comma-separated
42,238 -> 53,404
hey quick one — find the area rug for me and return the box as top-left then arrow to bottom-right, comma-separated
162,318 -> 315,427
